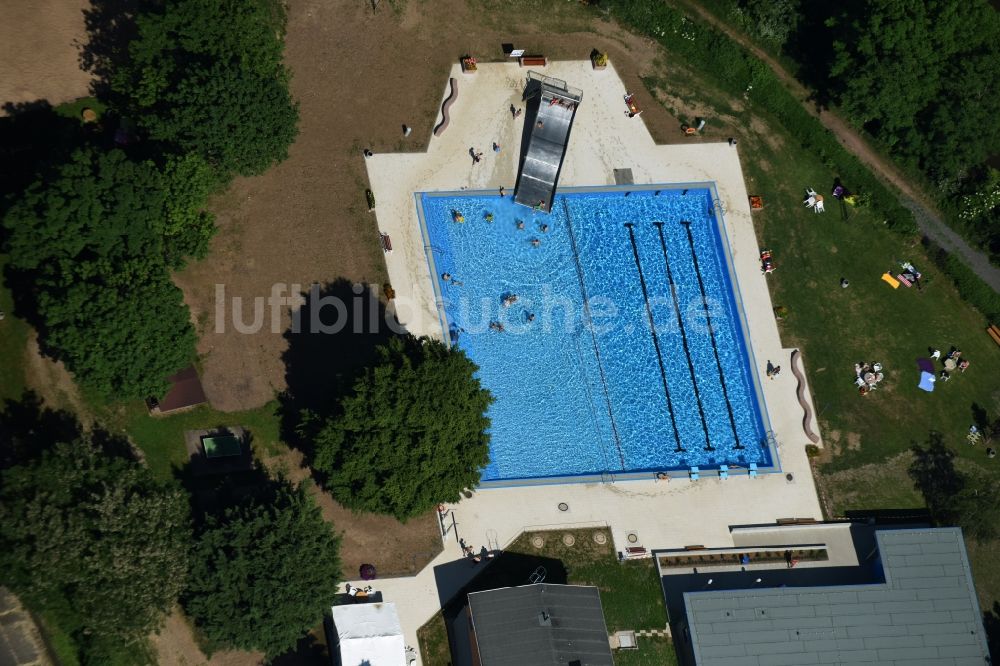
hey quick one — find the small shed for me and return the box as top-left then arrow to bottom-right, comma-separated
149,366 -> 207,414
329,602 -> 407,666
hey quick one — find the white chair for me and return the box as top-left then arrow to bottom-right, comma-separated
814,199 -> 825,213
803,188 -> 818,207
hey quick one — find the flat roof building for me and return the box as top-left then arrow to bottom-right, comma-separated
329,602 -> 408,666
673,527 -> 990,665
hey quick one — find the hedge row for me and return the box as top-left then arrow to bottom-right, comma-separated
922,239 -> 1000,324
600,0 -> 917,234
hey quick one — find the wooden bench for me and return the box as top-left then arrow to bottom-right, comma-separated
987,324 -> 1000,347
519,55 -> 547,67
623,546 -> 649,559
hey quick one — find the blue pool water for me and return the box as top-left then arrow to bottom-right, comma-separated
418,187 -> 771,482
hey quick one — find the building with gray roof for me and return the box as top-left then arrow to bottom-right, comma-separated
670,527 -> 990,665
467,583 -> 614,666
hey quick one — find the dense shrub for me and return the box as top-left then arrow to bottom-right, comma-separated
111,0 -> 299,178
2,147 -> 197,399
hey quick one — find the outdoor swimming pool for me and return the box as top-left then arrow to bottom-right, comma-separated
418,186 -> 772,483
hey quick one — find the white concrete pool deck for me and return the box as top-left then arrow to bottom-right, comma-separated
363,61 -> 824,657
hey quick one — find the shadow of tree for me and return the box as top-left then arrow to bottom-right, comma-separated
0,392 -> 81,470
172,455 -> 275,526
908,431 -> 965,526
278,279 -> 404,470
984,601 -> 1000,661
783,0 -> 859,109
270,632 -> 328,666
0,101 -> 94,216
0,391 -> 141,468
78,0 -> 145,97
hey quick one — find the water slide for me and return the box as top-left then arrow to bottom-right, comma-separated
514,73 -> 583,212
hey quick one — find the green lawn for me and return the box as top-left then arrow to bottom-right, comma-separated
417,612 -> 452,666
506,529 -> 667,631
53,97 -> 107,122
112,400 -> 283,482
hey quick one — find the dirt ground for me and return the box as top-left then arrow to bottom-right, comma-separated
175,0 -> 680,412
265,448 -> 443,578
21,332 -> 92,424
0,0 -> 93,111
151,610 -> 262,666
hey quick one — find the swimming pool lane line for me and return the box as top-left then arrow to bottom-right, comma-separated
679,220 -> 742,450
561,199 -> 627,471
653,221 -> 712,451
624,222 -> 685,454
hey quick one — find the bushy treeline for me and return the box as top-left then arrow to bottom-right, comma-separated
0,398 -> 341,664
1,0 -> 299,400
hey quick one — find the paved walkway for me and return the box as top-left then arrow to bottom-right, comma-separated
363,61 -> 825,662
0,588 -> 51,666
673,0 -> 1000,293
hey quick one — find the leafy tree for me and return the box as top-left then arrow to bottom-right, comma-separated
825,0 -> 1000,181
140,60 -> 298,177
735,0 -> 799,46
39,272 -> 197,399
3,147 -> 166,280
162,152 -> 219,267
1,146 -> 197,399
111,0 -> 298,177
183,482 -> 341,658
0,439 -> 191,660
302,335 -> 492,520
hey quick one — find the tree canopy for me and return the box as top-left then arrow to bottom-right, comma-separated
809,0 -> 1000,183
182,482 -> 341,658
39,273 -> 197,399
110,0 -> 299,177
2,146 -> 197,399
734,0 -> 799,46
302,335 -> 492,521
0,439 -> 191,660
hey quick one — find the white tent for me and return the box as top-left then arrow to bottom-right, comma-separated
330,602 -> 407,666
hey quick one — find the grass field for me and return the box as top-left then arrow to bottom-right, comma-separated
111,400 -> 282,482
